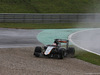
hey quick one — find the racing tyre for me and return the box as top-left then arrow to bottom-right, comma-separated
58,48 -> 64,59
34,46 -> 42,57
67,47 -> 75,58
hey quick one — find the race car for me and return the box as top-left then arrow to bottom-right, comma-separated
33,39 -> 75,59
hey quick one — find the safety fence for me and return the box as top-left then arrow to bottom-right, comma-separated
0,13 -> 99,23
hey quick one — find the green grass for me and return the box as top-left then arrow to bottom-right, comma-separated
0,23 -> 78,29
0,0 -> 99,13
74,46 -> 100,66
0,23 -> 100,29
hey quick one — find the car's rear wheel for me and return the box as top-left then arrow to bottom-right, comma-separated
67,47 -> 75,58
58,48 -> 65,59
34,46 -> 42,57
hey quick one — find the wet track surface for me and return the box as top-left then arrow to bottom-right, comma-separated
69,28 -> 100,55
0,28 -> 42,48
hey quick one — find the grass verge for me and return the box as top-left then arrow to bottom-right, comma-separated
0,23 -> 100,29
73,45 -> 100,66
0,23 -> 78,29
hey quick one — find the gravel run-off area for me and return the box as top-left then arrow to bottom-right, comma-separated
0,47 -> 100,75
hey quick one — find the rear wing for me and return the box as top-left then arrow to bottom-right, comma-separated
58,40 -> 68,43
55,39 -> 69,49
55,39 -> 69,43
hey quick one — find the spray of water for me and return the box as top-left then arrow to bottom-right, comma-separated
76,0 -> 100,28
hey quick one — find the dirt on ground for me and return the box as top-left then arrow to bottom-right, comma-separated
0,47 -> 100,75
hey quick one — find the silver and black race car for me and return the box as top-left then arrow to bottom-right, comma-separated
33,39 -> 75,59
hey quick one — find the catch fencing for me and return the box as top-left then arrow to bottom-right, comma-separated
0,13 -> 99,23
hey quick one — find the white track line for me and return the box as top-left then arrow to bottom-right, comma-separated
68,28 -> 100,56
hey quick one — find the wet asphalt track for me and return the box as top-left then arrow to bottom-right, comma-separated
69,28 -> 100,55
0,28 -> 42,48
